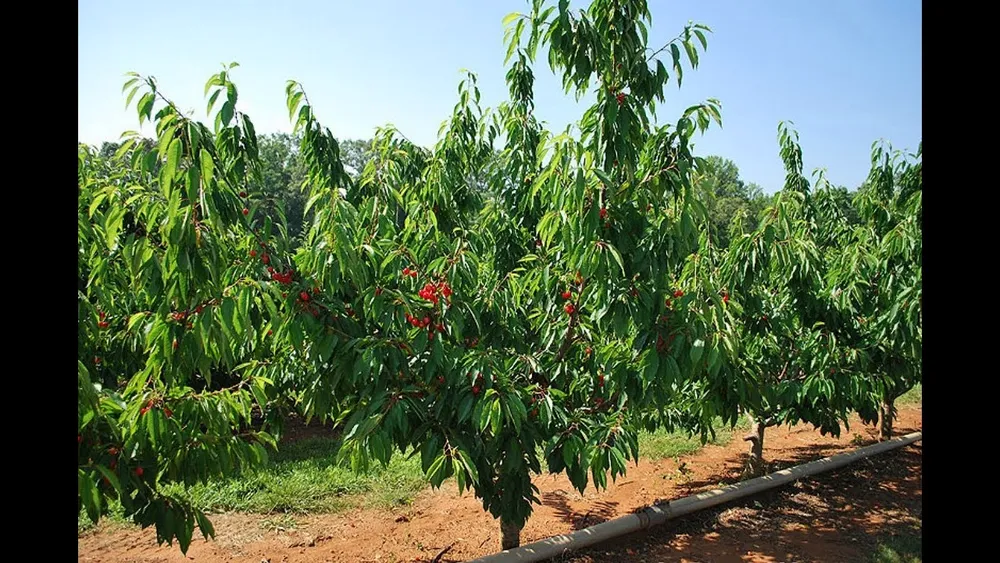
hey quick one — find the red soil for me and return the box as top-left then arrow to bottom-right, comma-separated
78,406 -> 921,563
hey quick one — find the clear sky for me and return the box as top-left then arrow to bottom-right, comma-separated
79,0 -> 921,193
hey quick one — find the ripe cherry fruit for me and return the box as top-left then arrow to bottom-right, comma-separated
242,208 -> 249,216
599,207 -> 608,219
299,291 -> 311,302
561,290 -> 572,300
239,191 -> 247,198
250,249 -> 257,258
673,289 -> 684,298
564,303 -> 575,315
134,467 -> 144,477
261,254 -> 270,265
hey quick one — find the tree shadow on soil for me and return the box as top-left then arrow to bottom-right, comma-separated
561,444 -> 922,563
542,491 -> 620,530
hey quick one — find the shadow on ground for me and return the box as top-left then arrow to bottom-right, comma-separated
562,442 -> 922,563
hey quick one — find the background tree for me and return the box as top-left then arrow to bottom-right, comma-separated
78,66 -> 284,552
692,155 -> 769,248
828,142 -> 922,439
718,124 -> 865,478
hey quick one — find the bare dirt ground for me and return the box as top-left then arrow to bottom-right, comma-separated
78,405 -> 921,563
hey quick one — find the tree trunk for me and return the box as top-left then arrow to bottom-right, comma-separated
879,395 -> 895,440
500,517 -> 522,550
741,417 -> 766,479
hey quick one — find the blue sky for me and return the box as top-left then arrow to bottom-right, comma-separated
79,0 -> 921,192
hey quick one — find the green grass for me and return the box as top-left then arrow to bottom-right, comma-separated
637,416 -> 750,461
79,416 -> 750,532
897,384 -> 922,405
78,437 -> 426,533
162,437 -> 427,514
871,532 -> 922,563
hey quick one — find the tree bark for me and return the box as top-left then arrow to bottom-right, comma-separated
879,395 -> 895,440
500,517 -> 522,550
741,416 -> 766,479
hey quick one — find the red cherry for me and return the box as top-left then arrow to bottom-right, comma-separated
261,254 -> 270,265
98,311 -> 106,320
403,267 -> 410,276
242,208 -> 249,216
599,207 -> 608,219
585,347 -> 592,355
673,290 -> 684,298
300,291 -> 311,302
564,303 -> 575,315
313,287 -> 320,294
250,250 -> 257,258
282,292 -> 287,298
472,386 -> 481,396
108,447 -> 118,456
239,191 -> 247,198
267,329 -> 273,336
561,291 -> 572,300
267,266 -> 275,274
722,293 -> 729,304
134,467 -> 144,477
375,287 -> 383,296
437,376 -> 445,384
140,406 -> 149,415
616,92 -> 626,105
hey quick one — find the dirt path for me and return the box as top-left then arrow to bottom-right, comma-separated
78,406 -> 921,563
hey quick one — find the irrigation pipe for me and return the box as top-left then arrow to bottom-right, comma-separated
469,431 -> 922,563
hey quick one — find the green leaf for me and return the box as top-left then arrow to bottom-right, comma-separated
199,149 -> 214,185
502,12 -> 521,27
164,138 -> 182,188
690,339 -> 705,364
